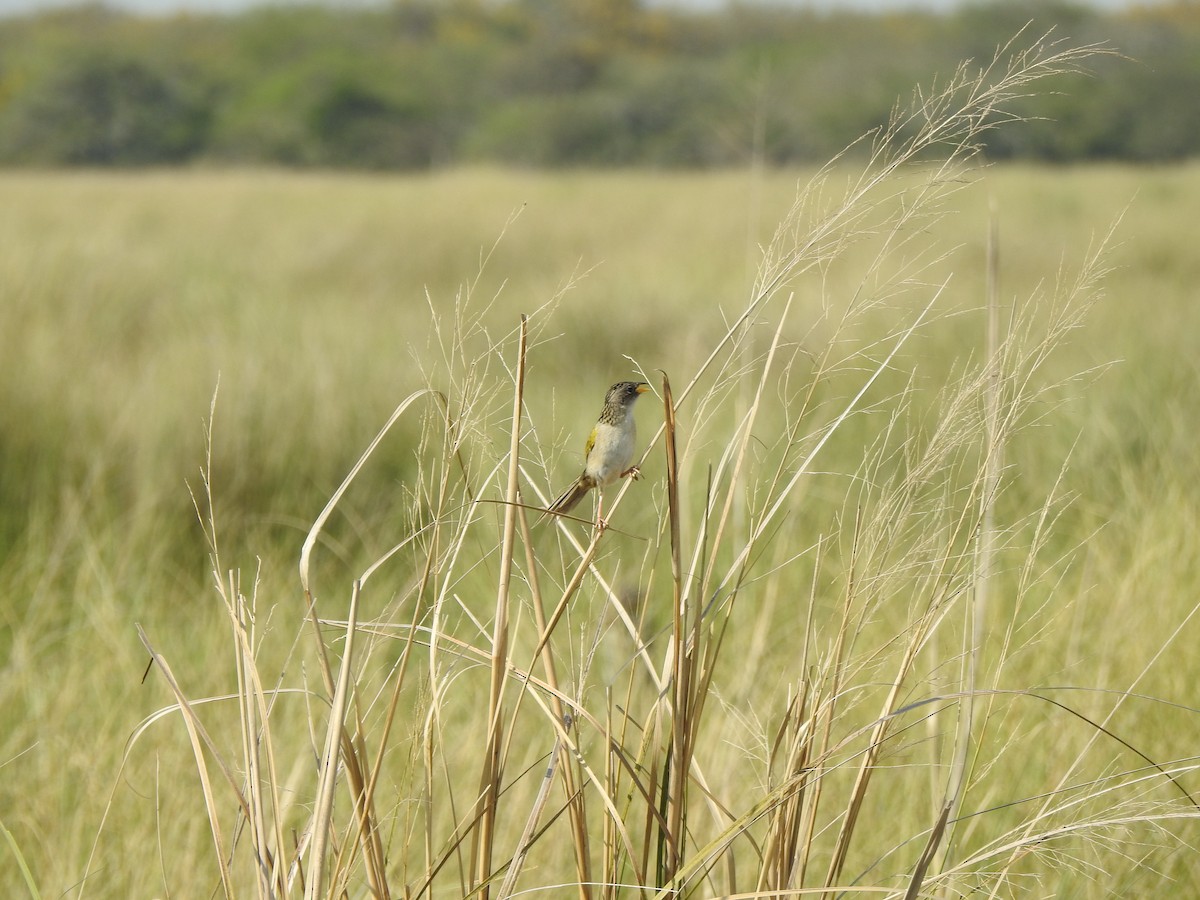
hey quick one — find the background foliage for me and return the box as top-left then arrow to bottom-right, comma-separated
1,0 -> 1199,168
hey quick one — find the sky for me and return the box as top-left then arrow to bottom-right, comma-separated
0,0 -> 1161,17
0,0 -> 1162,15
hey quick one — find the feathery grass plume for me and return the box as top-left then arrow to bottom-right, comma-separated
115,31 -> 1200,900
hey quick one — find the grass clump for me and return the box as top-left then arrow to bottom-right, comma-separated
129,36 -> 1199,899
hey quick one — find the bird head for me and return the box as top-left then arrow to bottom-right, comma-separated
600,381 -> 649,422
608,381 -> 649,406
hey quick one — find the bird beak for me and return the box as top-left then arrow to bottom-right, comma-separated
636,383 -> 649,394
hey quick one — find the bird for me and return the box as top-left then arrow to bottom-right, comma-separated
548,381 -> 650,523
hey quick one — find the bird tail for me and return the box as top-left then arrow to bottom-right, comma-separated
548,478 -> 592,518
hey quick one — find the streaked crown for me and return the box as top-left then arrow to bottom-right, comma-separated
598,381 -> 648,424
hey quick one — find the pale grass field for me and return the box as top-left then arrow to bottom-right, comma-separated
2,156 -> 1200,898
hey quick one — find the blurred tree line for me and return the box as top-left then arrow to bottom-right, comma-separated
0,0 -> 1197,168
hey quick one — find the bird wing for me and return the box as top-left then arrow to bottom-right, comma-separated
582,424 -> 598,461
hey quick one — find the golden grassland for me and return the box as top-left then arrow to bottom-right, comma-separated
2,157 -> 1200,898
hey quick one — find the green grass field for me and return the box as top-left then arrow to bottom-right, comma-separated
2,153 -> 1199,899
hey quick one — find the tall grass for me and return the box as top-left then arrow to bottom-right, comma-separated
5,35 -> 1200,900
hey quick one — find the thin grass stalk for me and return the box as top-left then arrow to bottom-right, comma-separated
195,395 -> 285,898
797,704 -> 835,891
473,314 -> 528,899
426,462 -> 498,895
678,591 -> 744,891
327,711 -> 389,900
797,512 -> 862,893
496,735 -> 562,900
782,689 -> 815,891
344,534 -> 442,900
472,517 -> 590,896
226,573 -> 257,883
226,571 -> 284,899
191,387 -> 253,897
600,693 -> 663,890
491,518 -> 603,855
693,294 -> 794,613
796,513 -> 864,897
530,526 -> 607,662
305,578 -> 362,900
758,622 -> 821,892
423,716 -> 435,900
662,373 -> 688,884
78,388 -> 226,900
606,656 -> 659,892
295,592 -> 387,899
933,200 -> 1004,895
248,602 -> 290,900
778,547 -> 825,891
757,708 -> 790,892
518,501 -> 592,899
904,800 -> 954,900
410,643 -> 655,892
616,724 -> 672,884
631,687 -> 666,884
354,721 -> 389,893
601,692 -> 616,900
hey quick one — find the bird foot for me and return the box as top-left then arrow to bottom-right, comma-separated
594,495 -> 608,531
621,465 -> 642,481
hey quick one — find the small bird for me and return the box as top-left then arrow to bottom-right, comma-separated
548,381 -> 650,522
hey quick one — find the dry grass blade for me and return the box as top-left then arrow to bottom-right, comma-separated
518,501 -> 594,898
904,800 -> 952,900
222,569 -> 288,899
304,578 -> 362,900
299,388 -> 443,597
495,735 -> 562,900
473,314 -> 528,898
935,197 -> 1003,877
662,371 -> 688,883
